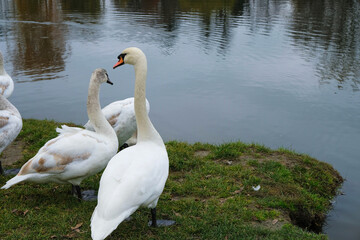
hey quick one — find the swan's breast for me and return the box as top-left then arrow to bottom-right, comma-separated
0,116 -> 9,128
0,83 -> 9,95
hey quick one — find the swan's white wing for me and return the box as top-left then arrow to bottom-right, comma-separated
91,143 -> 168,239
91,147 -> 140,240
16,128 -> 116,184
0,109 -> 22,153
56,124 -> 84,134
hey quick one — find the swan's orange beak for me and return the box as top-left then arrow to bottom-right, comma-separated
113,57 -> 124,69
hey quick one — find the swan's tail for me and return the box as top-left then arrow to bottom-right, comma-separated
91,206 -> 136,240
56,125 -> 84,134
1,175 -> 28,189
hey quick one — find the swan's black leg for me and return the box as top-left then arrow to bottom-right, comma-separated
148,208 -> 175,227
150,208 -> 157,227
0,161 -> 4,175
119,143 -> 129,151
72,185 -> 82,200
75,185 -> 82,200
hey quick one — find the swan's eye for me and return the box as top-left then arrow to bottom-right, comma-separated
118,53 -> 127,60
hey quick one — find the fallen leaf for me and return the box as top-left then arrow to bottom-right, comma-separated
23,210 -> 29,216
63,233 -> 76,239
171,196 -> 180,201
232,187 -> 244,195
272,219 -> 279,225
50,235 -> 57,239
71,222 -> 83,230
174,212 -> 181,217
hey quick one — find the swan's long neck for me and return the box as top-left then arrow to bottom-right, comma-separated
87,80 -> 117,143
134,57 -> 163,145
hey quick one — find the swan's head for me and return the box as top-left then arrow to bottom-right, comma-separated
113,47 -> 146,69
92,68 -> 113,85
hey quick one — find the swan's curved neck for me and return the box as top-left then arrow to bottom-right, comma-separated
133,57 -> 163,144
87,80 -> 117,143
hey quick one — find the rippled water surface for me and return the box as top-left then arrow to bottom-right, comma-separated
0,0 -> 359,239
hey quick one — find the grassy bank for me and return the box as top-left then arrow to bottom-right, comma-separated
0,119 -> 343,239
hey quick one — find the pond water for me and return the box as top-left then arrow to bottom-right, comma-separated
0,0 -> 359,239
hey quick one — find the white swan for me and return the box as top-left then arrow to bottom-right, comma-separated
91,47 -> 169,240
1,69 -> 118,199
0,51 -> 14,99
0,94 -> 22,175
84,97 -> 150,148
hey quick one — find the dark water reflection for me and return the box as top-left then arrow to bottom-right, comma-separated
0,0 -> 359,239
1,0 -> 69,81
289,0 -> 360,91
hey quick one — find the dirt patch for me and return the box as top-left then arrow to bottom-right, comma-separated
194,150 -> 210,158
250,208 -> 291,231
251,218 -> 287,231
237,151 -> 300,167
1,139 -> 25,166
216,159 -> 235,165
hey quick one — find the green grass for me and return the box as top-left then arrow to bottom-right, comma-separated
0,119 -> 343,239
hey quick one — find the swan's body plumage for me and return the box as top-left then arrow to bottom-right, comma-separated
0,51 -> 14,99
1,68 -> 118,189
0,51 -> 22,175
91,142 -> 168,239
91,47 -> 169,240
0,95 -> 22,164
1,126 -> 116,188
84,97 -> 150,146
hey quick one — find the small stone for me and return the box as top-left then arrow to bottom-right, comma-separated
148,220 -> 176,227
4,168 -> 20,175
81,190 -> 97,201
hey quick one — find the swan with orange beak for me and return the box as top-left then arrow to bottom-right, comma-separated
91,48 -> 174,240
